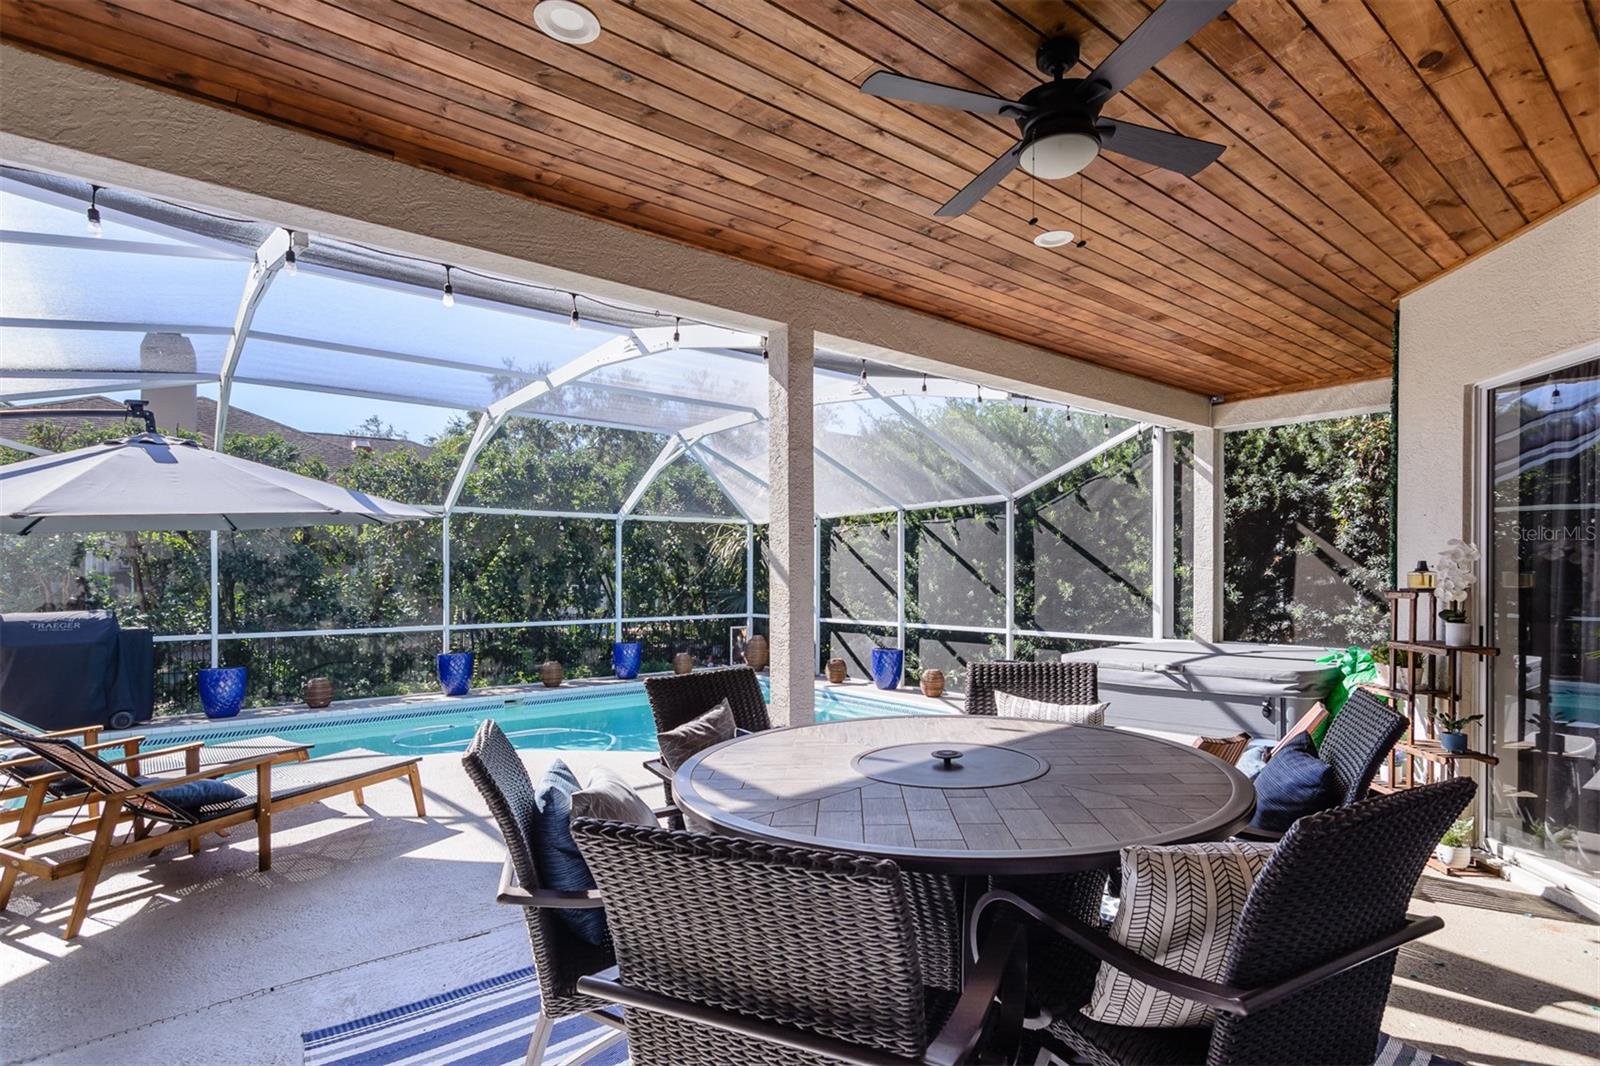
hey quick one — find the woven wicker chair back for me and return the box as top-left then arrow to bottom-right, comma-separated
644,665 -> 770,734
460,720 -> 614,1019
963,660 -> 1098,717
1317,689 -> 1409,804
572,818 -> 931,1064
1210,777 -> 1475,1065
0,726 -> 193,824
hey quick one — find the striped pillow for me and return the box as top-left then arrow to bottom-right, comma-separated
993,690 -> 1107,725
1082,841 -> 1276,1028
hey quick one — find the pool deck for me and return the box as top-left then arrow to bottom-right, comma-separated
4,693 -> 1596,1065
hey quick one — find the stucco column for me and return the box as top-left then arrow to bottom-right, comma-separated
767,323 -> 816,725
1191,428 -> 1225,643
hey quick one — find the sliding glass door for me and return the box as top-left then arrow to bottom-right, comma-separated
1485,355 -> 1599,873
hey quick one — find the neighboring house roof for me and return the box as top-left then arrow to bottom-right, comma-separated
6,396 -> 431,471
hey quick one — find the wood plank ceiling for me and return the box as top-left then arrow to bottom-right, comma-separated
2,0 -> 1596,400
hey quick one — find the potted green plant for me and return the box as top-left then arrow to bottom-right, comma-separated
1433,709 -> 1482,754
1435,818 -> 1473,870
1434,539 -> 1479,646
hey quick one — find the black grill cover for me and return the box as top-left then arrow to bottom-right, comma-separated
0,611 -> 153,730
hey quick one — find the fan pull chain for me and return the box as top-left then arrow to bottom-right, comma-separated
1076,175 -> 1087,248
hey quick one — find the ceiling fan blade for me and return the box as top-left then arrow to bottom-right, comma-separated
1097,118 -> 1225,176
1080,0 -> 1236,104
860,71 -> 1024,117
935,143 -> 1024,217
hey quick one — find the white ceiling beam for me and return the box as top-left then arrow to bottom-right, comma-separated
864,385 -> 1010,497
0,230 -> 244,259
442,334 -> 652,513
0,372 -> 217,402
1011,423 -> 1148,500
214,227 -> 291,448
0,317 -> 232,335
619,438 -> 686,517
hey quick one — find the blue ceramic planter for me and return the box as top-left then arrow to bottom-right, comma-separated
612,641 -> 642,680
198,666 -> 248,719
1438,731 -> 1469,754
870,647 -> 904,690
437,651 -> 474,696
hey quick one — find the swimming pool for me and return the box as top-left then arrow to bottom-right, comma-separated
128,683 -> 950,759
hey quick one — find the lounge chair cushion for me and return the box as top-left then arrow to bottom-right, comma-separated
2,752 -> 90,796
1082,840 -> 1275,1028
993,691 -> 1108,726
1249,732 -> 1341,833
528,758 -> 608,946
1236,739 -> 1275,779
136,775 -> 246,814
656,699 -> 736,772
571,766 -> 656,826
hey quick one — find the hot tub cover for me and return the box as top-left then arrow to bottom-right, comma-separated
1060,641 -> 1340,697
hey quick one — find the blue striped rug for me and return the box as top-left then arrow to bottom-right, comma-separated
302,967 -> 1461,1066
301,968 -> 626,1066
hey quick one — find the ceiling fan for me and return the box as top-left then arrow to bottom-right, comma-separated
860,0 -> 1235,217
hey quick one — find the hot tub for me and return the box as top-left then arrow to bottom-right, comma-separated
1059,640 -> 1340,739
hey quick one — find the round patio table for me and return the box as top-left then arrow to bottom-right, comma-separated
672,715 -> 1256,875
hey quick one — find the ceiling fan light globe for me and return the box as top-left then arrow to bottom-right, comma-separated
1019,132 -> 1100,180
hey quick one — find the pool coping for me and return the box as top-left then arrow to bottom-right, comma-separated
116,673 -> 961,745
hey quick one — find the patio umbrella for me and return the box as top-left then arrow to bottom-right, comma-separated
1,433 -> 435,534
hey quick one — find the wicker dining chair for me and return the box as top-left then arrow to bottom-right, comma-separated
962,660 -> 1099,717
642,665 -> 771,810
973,777 -> 1475,1066
570,818 -> 1030,1066
1237,688 -> 1409,842
460,721 -> 628,1066
963,658 -> 1109,997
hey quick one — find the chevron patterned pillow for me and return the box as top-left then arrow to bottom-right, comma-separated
993,690 -> 1107,725
1082,841 -> 1276,1028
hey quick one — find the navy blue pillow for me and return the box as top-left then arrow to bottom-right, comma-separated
1249,733 -> 1340,833
135,775 -> 246,814
527,758 -> 607,945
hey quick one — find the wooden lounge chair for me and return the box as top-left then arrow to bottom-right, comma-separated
0,727 -> 425,939
1,718 -> 312,861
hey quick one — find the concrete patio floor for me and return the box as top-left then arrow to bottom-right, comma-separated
2,747 -> 1596,1066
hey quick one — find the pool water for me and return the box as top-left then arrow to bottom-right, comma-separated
134,683 -> 948,759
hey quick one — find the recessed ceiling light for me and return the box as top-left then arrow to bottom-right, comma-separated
1033,230 -> 1075,248
533,0 -> 601,44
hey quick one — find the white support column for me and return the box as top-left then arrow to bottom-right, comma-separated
896,508 -> 907,653
1192,428 -> 1225,643
767,323 -> 816,725
745,521 -> 755,637
441,512 -> 452,653
215,227 -> 292,449
1151,427 -> 1175,639
209,530 -> 219,668
1004,497 -> 1016,658
614,517 -> 624,643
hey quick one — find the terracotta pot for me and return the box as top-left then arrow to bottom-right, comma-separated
826,658 -> 848,684
673,651 -> 695,675
920,668 -> 946,699
744,634 -> 770,671
302,676 -> 333,709
539,660 -> 565,688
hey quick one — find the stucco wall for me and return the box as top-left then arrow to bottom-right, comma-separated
1396,195 -> 1600,582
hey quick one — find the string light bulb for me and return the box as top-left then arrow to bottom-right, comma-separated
761,337 -> 769,360
860,359 -> 868,384
441,265 -> 455,308
283,230 -> 298,276
568,292 -> 581,330
977,384 -> 984,404
921,373 -> 928,393
1103,413 -> 1111,431
85,185 -> 102,237
671,316 -> 681,347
